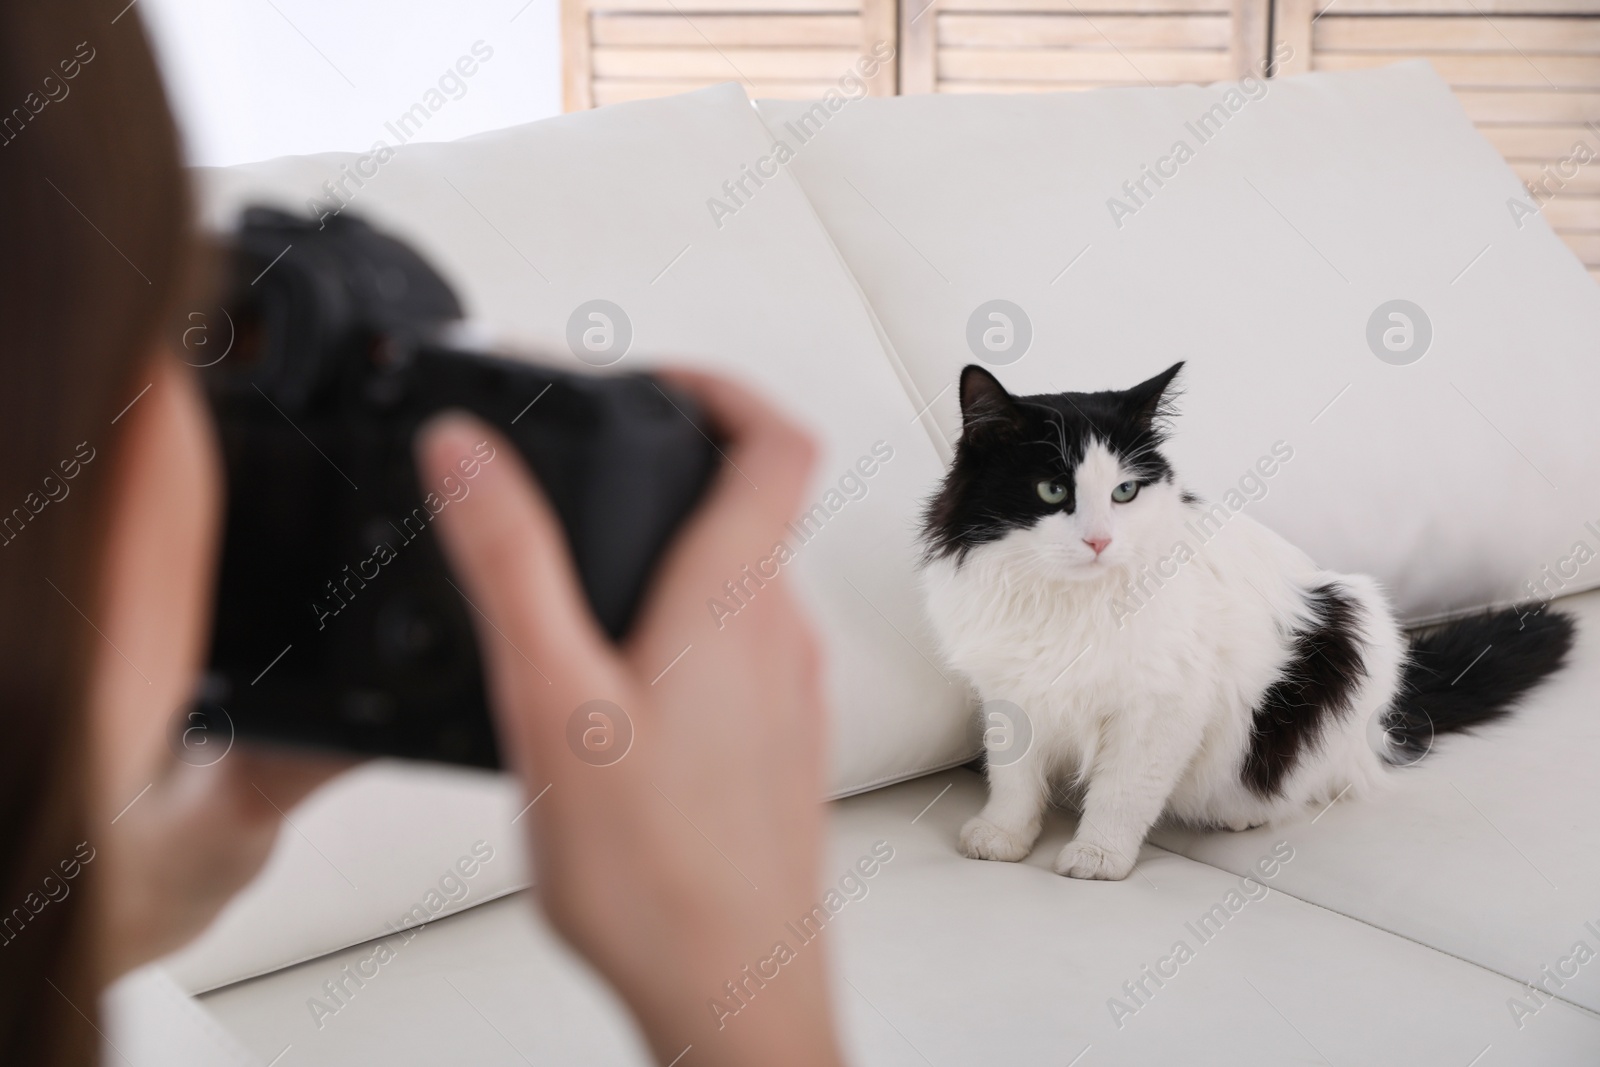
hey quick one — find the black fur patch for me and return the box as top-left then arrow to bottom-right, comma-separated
920,362 -> 1183,563
1241,583 -> 1367,797
1383,606 -> 1575,763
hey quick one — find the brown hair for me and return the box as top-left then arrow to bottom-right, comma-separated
0,2 -> 190,1063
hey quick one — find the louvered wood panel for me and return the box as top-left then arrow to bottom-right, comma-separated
566,0 -> 895,109
902,0 -> 1270,95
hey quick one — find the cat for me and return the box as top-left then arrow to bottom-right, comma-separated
919,362 -> 1575,881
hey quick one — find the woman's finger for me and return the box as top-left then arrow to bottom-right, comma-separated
416,413 -> 626,779
628,369 -> 818,668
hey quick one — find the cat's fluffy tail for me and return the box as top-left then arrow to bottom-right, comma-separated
1381,607 -> 1576,764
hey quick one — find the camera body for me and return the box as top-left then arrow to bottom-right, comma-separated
200,207 -> 717,767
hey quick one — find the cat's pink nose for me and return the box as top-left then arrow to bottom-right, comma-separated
1084,536 -> 1111,557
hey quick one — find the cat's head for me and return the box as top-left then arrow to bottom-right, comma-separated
921,362 -> 1187,581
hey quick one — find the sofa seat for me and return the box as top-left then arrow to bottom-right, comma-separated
198,765 -> 1600,1065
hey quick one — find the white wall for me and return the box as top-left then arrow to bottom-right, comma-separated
138,0 -> 561,168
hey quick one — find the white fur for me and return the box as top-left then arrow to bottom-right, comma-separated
922,441 -> 1407,880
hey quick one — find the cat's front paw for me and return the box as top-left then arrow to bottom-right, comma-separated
1053,840 -> 1136,881
959,817 -> 1035,862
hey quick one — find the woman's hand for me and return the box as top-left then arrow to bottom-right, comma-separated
88,357 -> 353,984
418,370 -> 844,1067
96,747 -> 353,982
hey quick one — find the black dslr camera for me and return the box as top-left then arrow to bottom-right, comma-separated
197,207 -> 718,768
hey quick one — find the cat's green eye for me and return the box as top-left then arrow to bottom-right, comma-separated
1036,480 -> 1068,505
1111,481 -> 1140,503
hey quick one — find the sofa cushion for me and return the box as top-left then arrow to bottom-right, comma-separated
195,83 -> 970,806
195,770 -> 1600,1064
172,82 -> 971,993
761,61 -> 1600,625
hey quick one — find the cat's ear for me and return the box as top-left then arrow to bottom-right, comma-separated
1123,361 -> 1184,430
959,364 -> 1020,439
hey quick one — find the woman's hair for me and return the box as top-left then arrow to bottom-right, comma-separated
0,2 -> 190,1063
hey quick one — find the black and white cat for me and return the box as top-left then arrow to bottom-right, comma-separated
919,363 -> 1574,881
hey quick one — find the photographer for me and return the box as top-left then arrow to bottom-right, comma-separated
0,4 -> 844,1066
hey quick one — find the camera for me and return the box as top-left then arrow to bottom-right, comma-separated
196,207 -> 718,767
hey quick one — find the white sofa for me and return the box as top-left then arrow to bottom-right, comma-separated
121,63 -> 1600,1064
